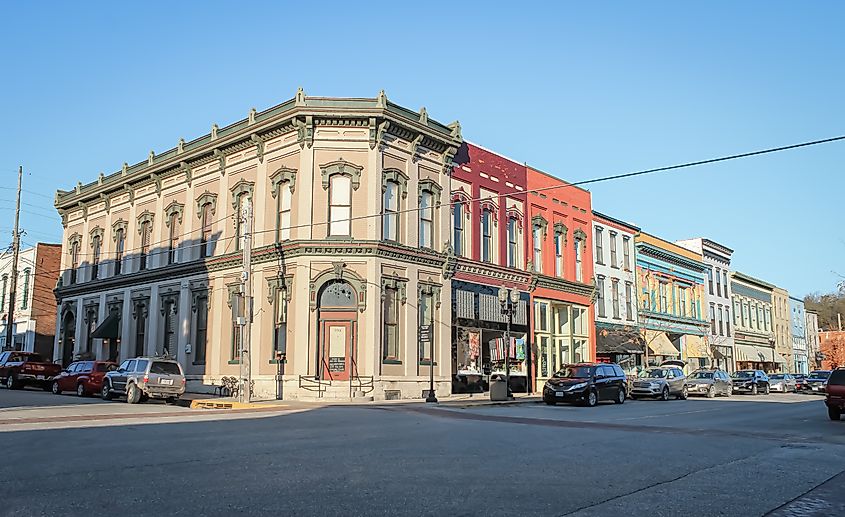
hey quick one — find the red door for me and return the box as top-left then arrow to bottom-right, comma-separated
321,317 -> 355,381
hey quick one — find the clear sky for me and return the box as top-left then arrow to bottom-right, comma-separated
1,1 -> 842,296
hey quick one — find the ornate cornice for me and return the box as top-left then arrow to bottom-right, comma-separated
454,257 -> 532,285
534,274 -> 594,298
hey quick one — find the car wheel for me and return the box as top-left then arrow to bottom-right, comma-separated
678,386 -> 688,400
707,386 -> 716,398
751,384 -> 758,396
126,383 -> 141,404
764,385 -> 770,395
614,387 -> 626,404
829,406 -> 842,421
5,374 -> 18,390
660,386 -> 670,401
101,382 -> 113,401
544,398 -> 557,406
76,383 -> 87,397
585,390 -> 598,407
52,381 -> 62,395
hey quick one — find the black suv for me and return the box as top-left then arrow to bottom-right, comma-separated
543,363 -> 627,407
731,369 -> 770,395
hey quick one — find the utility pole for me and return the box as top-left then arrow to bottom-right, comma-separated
3,167 -> 22,351
239,198 -> 253,403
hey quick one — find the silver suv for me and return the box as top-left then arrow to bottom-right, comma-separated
630,366 -> 688,400
101,357 -> 185,404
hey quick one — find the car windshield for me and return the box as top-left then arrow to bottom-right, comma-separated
809,371 -> 831,379
828,370 -> 845,386
553,366 -> 592,379
151,362 -> 181,375
732,371 -> 755,378
769,374 -> 784,380
640,368 -> 667,378
689,371 -> 713,379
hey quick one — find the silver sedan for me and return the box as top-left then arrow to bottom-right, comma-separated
768,374 -> 797,393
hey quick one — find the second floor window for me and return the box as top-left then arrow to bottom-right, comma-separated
725,307 -> 731,337
532,226 -> 543,273
574,237 -> 583,282
507,217 -> 517,268
554,233 -> 563,277
91,235 -> 101,280
453,203 -> 464,256
70,241 -> 79,284
707,269 -> 714,294
382,181 -> 399,242
20,269 -> 30,310
200,203 -> 213,258
329,174 -> 352,237
115,229 -> 125,275
659,281 -> 668,312
596,276 -> 606,318
611,278 -> 620,319
279,183 -> 292,241
139,222 -> 150,271
167,213 -> 180,265
679,287 -> 686,316
419,190 -> 433,248
718,306 -> 724,336
625,282 -> 633,320
710,303 -> 717,334
609,232 -> 618,268
481,209 -> 492,263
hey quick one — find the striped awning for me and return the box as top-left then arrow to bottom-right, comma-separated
735,344 -> 787,364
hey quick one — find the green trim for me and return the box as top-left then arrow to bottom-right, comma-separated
418,361 -> 437,366
268,359 -> 287,364
227,360 -> 241,365
382,359 -> 402,365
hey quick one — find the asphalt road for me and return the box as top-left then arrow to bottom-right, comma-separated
0,389 -> 843,517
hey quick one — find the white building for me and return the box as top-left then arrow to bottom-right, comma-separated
675,238 -> 735,373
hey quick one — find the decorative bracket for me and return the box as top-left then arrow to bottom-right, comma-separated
381,276 -> 408,305
251,133 -> 265,163
294,115 -> 314,149
213,149 -> 226,176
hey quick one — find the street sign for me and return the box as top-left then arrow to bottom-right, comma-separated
418,325 -> 432,342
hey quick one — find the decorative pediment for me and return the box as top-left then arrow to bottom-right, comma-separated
506,206 -> 524,224
381,276 -> 408,305
266,275 -> 294,305
68,232 -> 82,248
270,166 -> 298,197
112,219 -> 128,242
195,191 -> 217,219
418,178 -> 443,206
479,197 -> 499,223
164,201 -> 185,226
320,159 -> 363,191
554,221 -> 568,241
382,168 -> 409,199
418,280 -> 443,309
574,228 -> 588,248
531,214 -> 548,238
89,226 -> 104,247
136,210 -> 155,233
230,179 -> 255,209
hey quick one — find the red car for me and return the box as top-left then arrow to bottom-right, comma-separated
825,368 -> 845,421
52,360 -> 118,397
0,351 -> 62,390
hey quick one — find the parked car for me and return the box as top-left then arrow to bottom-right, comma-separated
768,373 -> 798,393
543,363 -> 627,407
101,357 -> 185,404
794,374 -> 809,391
0,351 -> 62,390
731,370 -> 770,395
824,368 -> 845,421
684,369 -> 732,398
52,360 -> 117,396
806,370 -> 832,394
630,366 -> 687,401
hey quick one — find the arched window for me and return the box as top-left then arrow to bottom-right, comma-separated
419,190 -> 433,249
200,202 -> 213,258
278,182 -> 292,241
574,234 -> 584,282
114,228 -> 125,275
167,212 -> 180,265
453,203 -> 464,256
481,209 -> 492,263
329,175 -> 352,236
70,241 -> 80,284
532,225 -> 543,273
382,181 -> 399,241
507,217 -> 518,268
139,220 -> 151,271
91,235 -> 101,280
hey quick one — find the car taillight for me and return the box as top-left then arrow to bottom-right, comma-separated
182,378 -> 186,385
143,375 -> 149,383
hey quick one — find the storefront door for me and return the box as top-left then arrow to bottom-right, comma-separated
321,318 -> 354,381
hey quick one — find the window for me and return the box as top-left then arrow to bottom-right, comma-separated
19,269 -> 30,310
623,236 -> 631,270
273,289 -> 287,360
194,295 -> 208,365
139,221 -> 151,271
764,307 -> 771,331
482,209 -> 492,263
741,301 -> 748,327
707,269 -> 713,295
534,301 -> 549,332
91,235 -> 101,280
594,227 -> 604,264
419,190 -> 433,248
85,307 -> 97,353
625,282 -> 633,320
167,212 -> 179,265
554,232 -> 563,277
383,181 -> 399,242
151,362 -> 181,375
726,307 -> 731,336
135,359 -> 149,373
609,232 -> 618,268
658,281 -> 669,313
532,225 -> 543,273
611,278 -> 620,319
574,237 -> 583,282
162,300 -> 177,356
115,228 -> 125,275
0,274 -> 6,311
596,276 -> 606,318
715,268 -> 722,297
231,293 -> 244,361
718,306 -> 724,336
679,287 -> 686,317
200,203 -> 213,258
134,303 -> 146,357
328,174 -> 352,237
235,193 -> 248,251
507,217 -> 517,268
722,271 -> 729,296
453,203 -> 464,256
70,241 -> 79,284
418,291 -> 433,362
383,286 -> 399,360
279,183 -> 292,241
710,303 -> 716,334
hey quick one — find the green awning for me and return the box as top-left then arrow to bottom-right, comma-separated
91,311 -> 120,339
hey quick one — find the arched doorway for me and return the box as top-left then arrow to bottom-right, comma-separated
61,310 -> 76,366
317,280 -> 358,381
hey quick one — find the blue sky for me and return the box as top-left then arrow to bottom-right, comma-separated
1,1 -> 842,296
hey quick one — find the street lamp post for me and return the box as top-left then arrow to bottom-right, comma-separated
498,287 -> 520,399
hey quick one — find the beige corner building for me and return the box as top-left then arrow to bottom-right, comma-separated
53,90 -> 462,400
